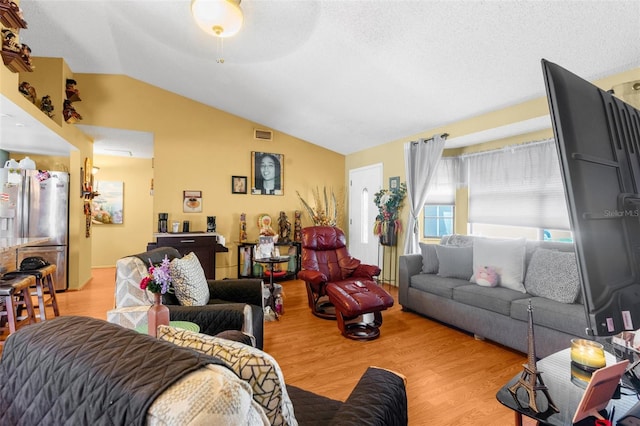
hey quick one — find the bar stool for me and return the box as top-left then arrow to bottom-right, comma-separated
5,264 -> 60,321
32,264 -> 60,321
0,275 -> 37,345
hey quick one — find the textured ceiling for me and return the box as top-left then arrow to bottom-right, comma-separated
5,0 -> 640,156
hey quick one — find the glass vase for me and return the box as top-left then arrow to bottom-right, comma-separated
147,292 -> 170,337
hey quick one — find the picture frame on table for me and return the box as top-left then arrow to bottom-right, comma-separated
232,176 -> 247,194
251,151 -> 284,195
389,176 -> 400,192
183,190 -> 202,213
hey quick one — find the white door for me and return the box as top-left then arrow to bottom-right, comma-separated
348,164 -> 383,266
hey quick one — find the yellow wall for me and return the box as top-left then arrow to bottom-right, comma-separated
90,155 -> 154,267
74,74 -> 345,277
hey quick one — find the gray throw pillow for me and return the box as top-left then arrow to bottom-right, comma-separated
419,243 -> 439,274
524,248 -> 581,304
170,252 -> 210,306
435,245 -> 473,280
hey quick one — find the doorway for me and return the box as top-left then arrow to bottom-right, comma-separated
348,163 -> 382,267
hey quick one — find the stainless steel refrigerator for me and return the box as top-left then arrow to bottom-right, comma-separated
0,168 -> 69,290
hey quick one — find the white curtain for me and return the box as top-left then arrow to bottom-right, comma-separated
403,134 -> 446,254
466,139 -> 570,230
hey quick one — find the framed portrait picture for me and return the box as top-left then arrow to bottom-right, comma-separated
251,151 -> 284,195
389,176 -> 400,192
232,176 -> 247,194
183,190 -> 202,213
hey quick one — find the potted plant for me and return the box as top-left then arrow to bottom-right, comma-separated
373,182 -> 407,246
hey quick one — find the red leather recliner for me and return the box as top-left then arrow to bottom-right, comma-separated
297,226 -> 381,319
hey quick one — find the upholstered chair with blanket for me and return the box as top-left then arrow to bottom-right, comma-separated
297,226 -> 382,319
107,247 -> 265,349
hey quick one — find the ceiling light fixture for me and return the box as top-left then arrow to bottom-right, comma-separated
191,0 -> 243,38
191,0 -> 243,64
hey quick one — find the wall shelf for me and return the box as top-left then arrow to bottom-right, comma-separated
1,50 -> 32,73
0,2 -> 27,29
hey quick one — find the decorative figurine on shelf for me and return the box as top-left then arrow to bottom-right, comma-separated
278,211 -> 291,243
40,95 -> 54,118
2,29 -> 20,53
19,42 -> 32,67
239,213 -> 247,243
294,210 -> 302,242
18,81 -> 36,104
508,301 -> 558,414
65,78 -> 81,102
258,214 -> 277,240
63,99 -> 82,123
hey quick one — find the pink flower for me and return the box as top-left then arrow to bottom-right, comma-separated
140,276 -> 150,290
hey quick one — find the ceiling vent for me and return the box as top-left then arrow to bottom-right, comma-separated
254,128 -> 273,141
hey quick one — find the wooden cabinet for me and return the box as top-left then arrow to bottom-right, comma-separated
148,233 -> 228,280
237,241 -> 301,281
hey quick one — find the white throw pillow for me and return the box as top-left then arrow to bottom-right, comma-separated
170,252 -> 210,306
470,237 -> 526,292
147,364 -> 269,425
158,326 -> 297,426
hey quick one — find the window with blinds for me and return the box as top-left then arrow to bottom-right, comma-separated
466,139 -> 570,230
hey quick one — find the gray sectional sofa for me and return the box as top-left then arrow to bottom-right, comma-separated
399,234 -> 589,358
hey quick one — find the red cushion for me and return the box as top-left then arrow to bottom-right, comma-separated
325,281 -> 394,317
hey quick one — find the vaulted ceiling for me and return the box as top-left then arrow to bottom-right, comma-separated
5,0 -> 640,156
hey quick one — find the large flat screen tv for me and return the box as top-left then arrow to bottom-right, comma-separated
542,59 -> 640,337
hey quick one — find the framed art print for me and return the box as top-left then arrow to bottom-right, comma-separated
251,151 -> 284,195
390,176 -> 400,192
91,181 -> 124,224
232,176 -> 247,194
183,190 -> 202,213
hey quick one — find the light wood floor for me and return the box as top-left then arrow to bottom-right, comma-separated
13,268 -> 535,425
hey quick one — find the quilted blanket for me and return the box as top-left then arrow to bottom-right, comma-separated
0,316 -> 227,426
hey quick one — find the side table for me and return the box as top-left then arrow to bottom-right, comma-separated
254,256 -> 289,320
135,320 -> 200,335
496,348 -> 635,425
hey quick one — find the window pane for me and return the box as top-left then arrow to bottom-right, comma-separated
423,204 -> 454,238
424,205 -> 438,216
425,220 -> 437,236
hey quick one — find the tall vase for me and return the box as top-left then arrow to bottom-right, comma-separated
148,292 -> 170,337
380,221 -> 397,246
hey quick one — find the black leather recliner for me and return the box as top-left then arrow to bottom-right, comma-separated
111,247 -> 265,349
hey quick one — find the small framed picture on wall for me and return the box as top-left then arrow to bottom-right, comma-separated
389,176 -> 400,192
183,190 -> 202,213
251,151 -> 284,195
232,176 -> 247,194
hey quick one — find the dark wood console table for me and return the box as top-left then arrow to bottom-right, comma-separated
147,232 -> 228,279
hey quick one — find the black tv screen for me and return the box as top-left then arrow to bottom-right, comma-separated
542,59 -> 640,337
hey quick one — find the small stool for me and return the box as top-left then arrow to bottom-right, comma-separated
32,264 -> 60,321
325,280 -> 394,341
0,275 -> 37,345
5,264 -> 60,321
